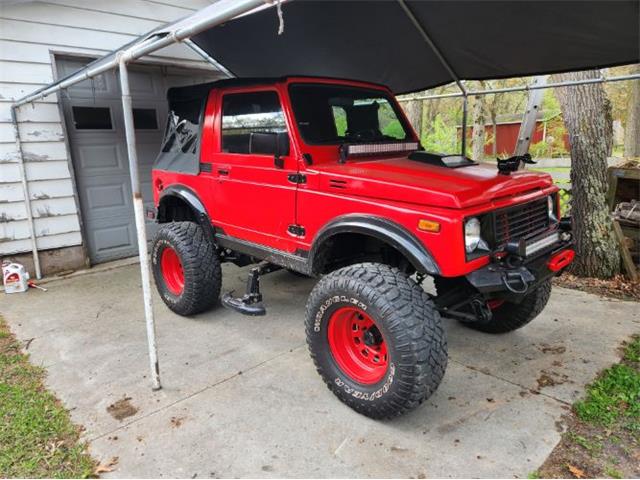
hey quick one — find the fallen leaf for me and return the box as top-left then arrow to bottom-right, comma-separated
95,456 -> 119,475
567,464 -> 586,478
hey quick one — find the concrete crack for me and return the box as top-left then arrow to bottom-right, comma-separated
449,357 -> 572,406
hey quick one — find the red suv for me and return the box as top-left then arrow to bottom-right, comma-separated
150,76 -> 574,418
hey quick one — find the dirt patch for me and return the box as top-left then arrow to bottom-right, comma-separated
107,397 -> 138,421
554,274 -> 640,301
536,370 -> 569,389
539,344 -> 567,355
538,414 -> 639,479
170,416 -> 186,428
537,336 -> 640,479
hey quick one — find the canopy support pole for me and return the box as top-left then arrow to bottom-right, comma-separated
185,40 -> 235,78
396,0 -> 469,156
118,57 -> 161,391
461,95 -> 468,156
10,107 -> 41,279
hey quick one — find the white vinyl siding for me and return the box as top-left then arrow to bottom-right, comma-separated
0,0 -> 217,256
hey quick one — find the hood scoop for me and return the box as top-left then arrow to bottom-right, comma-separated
408,151 -> 478,168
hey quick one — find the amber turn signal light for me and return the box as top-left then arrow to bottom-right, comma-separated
418,219 -> 440,233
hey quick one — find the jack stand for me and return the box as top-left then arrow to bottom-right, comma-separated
221,262 -> 281,316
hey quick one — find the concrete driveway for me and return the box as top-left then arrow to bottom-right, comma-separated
1,262 -> 638,478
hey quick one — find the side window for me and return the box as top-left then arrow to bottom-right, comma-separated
221,91 -> 286,154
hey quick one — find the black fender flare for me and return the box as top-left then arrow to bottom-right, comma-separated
308,214 -> 440,275
157,185 -> 215,241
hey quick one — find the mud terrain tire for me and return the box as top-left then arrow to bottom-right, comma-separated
435,278 -> 552,334
305,263 -> 447,419
152,222 -> 221,316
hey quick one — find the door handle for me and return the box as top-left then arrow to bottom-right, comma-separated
218,168 -> 229,176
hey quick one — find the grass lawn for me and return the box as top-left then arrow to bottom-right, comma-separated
0,315 -> 95,478
536,335 -> 640,478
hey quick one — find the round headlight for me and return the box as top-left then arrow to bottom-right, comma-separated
465,217 -> 481,253
548,196 -> 557,221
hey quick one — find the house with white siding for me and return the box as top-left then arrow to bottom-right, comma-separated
0,0 -> 223,276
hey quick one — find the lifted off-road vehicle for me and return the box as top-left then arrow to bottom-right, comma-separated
149,76 -> 575,419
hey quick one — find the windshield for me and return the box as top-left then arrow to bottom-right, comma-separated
288,83 -> 411,145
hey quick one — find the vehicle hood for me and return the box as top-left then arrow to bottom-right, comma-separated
313,156 -> 554,209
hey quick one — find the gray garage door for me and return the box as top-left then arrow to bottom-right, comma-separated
59,57 -> 217,264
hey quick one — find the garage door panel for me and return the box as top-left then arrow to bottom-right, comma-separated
127,67 -> 164,98
89,217 -> 136,262
57,57 -> 119,99
74,142 -> 127,176
83,180 -> 130,213
136,141 -> 162,167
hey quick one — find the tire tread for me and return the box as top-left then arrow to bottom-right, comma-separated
152,222 -> 221,316
305,263 -> 447,419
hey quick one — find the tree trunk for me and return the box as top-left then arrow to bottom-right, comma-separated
404,100 -> 424,141
624,65 -> 640,157
604,96 -> 614,156
553,70 -> 620,278
471,92 -> 486,161
422,97 -> 441,138
491,114 -> 498,157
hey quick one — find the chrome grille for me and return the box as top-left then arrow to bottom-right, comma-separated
494,198 -> 550,247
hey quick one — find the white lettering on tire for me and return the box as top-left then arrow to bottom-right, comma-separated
314,296 -> 367,332
334,363 -> 395,400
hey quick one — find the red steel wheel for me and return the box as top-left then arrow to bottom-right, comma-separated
327,306 -> 388,384
160,246 -> 184,295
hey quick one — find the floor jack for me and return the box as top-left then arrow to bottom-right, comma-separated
221,261 -> 281,316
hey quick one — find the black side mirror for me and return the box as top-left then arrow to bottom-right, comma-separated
249,131 -> 290,168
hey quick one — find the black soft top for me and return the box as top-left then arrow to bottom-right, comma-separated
165,75 -> 388,102
166,77 -> 286,103
155,78 -> 284,174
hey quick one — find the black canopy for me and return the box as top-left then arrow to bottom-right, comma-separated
192,0 -> 639,94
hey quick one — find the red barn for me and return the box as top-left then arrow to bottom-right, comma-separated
458,114 -> 571,157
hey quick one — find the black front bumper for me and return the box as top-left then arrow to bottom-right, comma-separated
465,229 -> 573,303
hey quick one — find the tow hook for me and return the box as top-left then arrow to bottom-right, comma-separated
501,271 -> 530,294
547,249 -> 575,272
437,295 -> 493,323
470,298 -> 492,323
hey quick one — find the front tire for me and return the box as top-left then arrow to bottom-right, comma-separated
305,263 -> 447,419
435,277 -> 552,333
151,222 -> 221,316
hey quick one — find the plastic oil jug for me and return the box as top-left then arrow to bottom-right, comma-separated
2,261 -> 29,294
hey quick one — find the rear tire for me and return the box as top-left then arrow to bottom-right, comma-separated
152,222 -> 221,316
305,263 -> 447,419
435,277 -> 552,333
